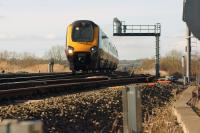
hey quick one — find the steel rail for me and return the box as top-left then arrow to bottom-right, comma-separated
0,73 -> 108,84
0,72 -> 70,78
0,77 -> 109,90
0,76 -> 155,100
0,71 -> 129,78
0,75 -> 132,90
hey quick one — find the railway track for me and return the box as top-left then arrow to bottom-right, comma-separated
0,71 -> 129,78
0,72 -> 155,101
0,72 -> 106,84
0,71 -> 130,84
0,72 -> 69,78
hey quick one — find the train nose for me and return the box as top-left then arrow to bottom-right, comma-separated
76,53 -> 89,64
78,56 -> 85,63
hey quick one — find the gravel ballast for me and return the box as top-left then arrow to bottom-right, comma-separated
0,84 -> 183,133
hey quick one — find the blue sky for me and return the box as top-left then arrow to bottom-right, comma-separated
0,0 -> 198,59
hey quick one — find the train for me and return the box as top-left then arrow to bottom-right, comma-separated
65,20 -> 119,73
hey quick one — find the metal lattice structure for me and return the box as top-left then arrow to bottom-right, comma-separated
113,22 -> 161,37
113,18 -> 161,77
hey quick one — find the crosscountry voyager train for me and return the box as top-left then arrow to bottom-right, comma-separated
65,20 -> 119,73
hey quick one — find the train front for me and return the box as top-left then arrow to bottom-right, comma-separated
66,20 -> 99,73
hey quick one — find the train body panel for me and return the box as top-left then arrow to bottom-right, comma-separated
66,20 -> 118,72
98,30 -> 118,69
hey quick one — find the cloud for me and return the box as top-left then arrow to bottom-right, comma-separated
0,16 -> 5,19
0,34 -> 16,40
0,33 -> 62,41
0,0 -> 5,19
44,33 -> 56,40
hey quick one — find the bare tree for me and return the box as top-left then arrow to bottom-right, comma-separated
0,50 -> 10,60
160,50 -> 182,76
140,50 -> 183,76
44,45 -> 66,64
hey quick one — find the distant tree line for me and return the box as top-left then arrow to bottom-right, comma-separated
141,50 -> 200,77
0,45 -> 68,67
1,47 -> 200,78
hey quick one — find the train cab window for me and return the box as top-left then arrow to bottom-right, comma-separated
72,23 -> 94,42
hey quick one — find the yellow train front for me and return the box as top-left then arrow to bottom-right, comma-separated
66,20 -> 118,73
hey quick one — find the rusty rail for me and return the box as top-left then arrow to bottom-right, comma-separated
0,73 -> 110,84
0,76 -> 155,100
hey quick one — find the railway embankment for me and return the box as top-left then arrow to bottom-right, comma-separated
0,83 -> 184,133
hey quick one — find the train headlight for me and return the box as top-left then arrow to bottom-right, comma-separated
68,46 -> 74,55
90,46 -> 97,54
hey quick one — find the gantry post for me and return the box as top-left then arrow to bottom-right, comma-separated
113,18 -> 161,78
155,35 -> 160,77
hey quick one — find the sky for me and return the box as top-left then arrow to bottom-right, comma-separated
0,0 -> 199,60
